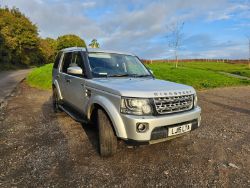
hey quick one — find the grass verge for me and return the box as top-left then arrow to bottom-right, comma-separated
26,64 -> 53,90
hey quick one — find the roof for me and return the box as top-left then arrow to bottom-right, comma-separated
60,47 -> 135,56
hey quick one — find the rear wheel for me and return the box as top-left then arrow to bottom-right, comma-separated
52,87 -> 61,113
97,109 -> 117,157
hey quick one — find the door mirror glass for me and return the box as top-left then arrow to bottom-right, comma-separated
67,66 -> 83,75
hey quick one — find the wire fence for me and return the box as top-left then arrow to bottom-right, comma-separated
142,59 -> 250,64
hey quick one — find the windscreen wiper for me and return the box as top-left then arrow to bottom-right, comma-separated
108,74 -> 130,77
107,74 -> 152,78
132,74 -> 152,77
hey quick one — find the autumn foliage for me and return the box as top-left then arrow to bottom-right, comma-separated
0,7 -> 86,69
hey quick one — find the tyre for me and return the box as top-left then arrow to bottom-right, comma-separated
52,87 -> 61,113
97,109 -> 117,157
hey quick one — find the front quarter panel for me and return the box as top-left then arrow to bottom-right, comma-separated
86,90 -> 128,139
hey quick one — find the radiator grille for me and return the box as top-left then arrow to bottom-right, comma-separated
153,95 -> 193,114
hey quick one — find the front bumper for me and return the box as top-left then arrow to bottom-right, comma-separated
120,106 -> 201,143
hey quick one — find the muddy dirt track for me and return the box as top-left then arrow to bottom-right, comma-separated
0,82 -> 250,187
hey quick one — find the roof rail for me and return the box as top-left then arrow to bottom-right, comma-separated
60,46 -> 89,52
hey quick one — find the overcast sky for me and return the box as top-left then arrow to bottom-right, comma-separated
1,0 -> 250,59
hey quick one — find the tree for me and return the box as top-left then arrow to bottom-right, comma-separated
0,31 -> 10,65
168,22 -> 184,68
0,7 -> 43,66
0,7 -> 89,67
57,34 -> 86,51
89,39 -> 100,48
39,37 -> 57,64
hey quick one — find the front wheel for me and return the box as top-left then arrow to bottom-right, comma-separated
97,109 -> 117,157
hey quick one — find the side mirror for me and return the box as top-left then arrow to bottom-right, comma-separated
149,69 -> 153,74
67,66 -> 83,75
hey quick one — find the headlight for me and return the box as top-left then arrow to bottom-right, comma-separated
194,94 -> 198,107
121,97 -> 153,115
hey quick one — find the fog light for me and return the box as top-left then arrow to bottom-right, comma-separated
136,123 -> 149,133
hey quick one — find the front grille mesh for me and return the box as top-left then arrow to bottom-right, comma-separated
153,95 -> 193,114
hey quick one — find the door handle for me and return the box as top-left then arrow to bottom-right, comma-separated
56,75 -> 60,78
66,79 -> 71,83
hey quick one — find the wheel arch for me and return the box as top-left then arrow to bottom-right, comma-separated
87,96 -> 127,139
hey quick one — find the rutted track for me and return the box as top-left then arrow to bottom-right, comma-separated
0,69 -> 31,108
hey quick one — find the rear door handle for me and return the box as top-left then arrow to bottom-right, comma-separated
66,79 -> 71,83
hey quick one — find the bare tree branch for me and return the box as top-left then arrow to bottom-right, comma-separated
245,35 -> 250,68
168,22 -> 184,68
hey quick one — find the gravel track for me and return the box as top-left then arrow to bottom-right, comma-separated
0,83 -> 249,187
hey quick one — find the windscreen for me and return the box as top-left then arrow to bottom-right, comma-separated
88,53 -> 151,78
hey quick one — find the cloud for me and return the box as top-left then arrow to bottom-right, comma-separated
182,34 -> 249,59
81,1 -> 96,8
183,45 -> 248,59
206,3 -> 250,21
1,0 -> 103,38
1,0 -> 250,59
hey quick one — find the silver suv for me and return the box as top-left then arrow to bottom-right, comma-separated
52,47 -> 201,156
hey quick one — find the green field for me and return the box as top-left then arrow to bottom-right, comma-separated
147,62 -> 250,89
180,62 -> 250,78
26,62 -> 250,90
